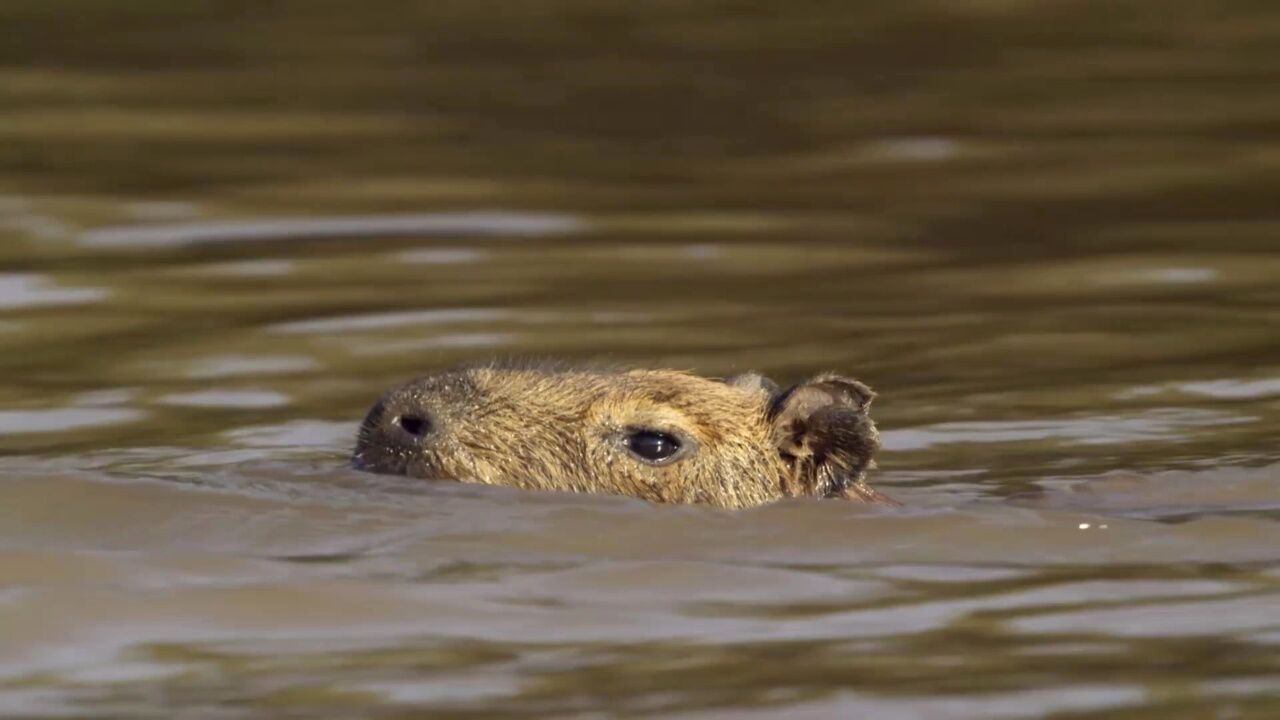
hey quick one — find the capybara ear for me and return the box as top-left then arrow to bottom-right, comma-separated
723,371 -> 780,397
768,374 -> 888,501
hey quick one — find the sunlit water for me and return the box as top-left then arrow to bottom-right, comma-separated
1,1 -> 1279,718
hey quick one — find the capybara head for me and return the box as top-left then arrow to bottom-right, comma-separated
353,363 -> 891,509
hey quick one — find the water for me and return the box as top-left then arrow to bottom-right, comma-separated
2,1 -> 1279,717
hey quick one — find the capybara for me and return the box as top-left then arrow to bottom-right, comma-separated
354,362 -> 893,509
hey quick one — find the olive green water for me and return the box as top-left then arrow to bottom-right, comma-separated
2,1 -> 1279,717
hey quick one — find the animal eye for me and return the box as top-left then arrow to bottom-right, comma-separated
625,429 -> 684,464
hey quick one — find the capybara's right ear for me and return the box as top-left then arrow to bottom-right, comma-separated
768,374 -> 883,500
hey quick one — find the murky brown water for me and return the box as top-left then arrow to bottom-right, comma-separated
2,1 -> 1279,717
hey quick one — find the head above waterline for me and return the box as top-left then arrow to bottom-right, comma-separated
353,362 -> 893,509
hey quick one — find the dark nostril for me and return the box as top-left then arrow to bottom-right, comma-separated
394,414 -> 429,437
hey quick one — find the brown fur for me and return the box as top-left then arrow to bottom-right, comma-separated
353,363 -> 894,509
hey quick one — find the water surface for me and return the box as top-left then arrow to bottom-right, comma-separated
1,1 -> 1279,717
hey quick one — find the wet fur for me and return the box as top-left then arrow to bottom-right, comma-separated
354,363 -> 893,509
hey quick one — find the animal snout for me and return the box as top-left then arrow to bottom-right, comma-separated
358,395 -> 434,446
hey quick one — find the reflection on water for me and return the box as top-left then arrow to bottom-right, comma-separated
1,0 -> 1279,717
183,354 -> 318,380
0,407 -> 143,436
158,389 -> 292,409
1121,377 -> 1280,401
81,211 -> 585,248
883,408 -> 1254,451
266,307 -> 508,334
0,274 -> 106,309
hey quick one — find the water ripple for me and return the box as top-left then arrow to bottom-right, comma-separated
80,211 -> 585,248
883,408 -> 1252,451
